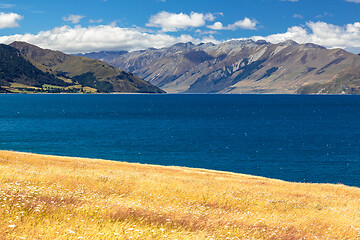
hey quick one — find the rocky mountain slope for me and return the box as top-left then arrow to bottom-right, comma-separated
1,42 -> 163,93
297,66 -> 360,94
81,40 -> 360,94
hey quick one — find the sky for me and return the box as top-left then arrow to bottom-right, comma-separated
0,0 -> 360,53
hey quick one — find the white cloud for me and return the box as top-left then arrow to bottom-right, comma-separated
280,0 -> 299,2
0,12 -> 23,29
195,29 -> 218,35
146,11 -> 215,32
204,13 -> 216,21
0,3 -> 15,8
315,12 -> 333,19
228,18 -> 257,30
207,17 -> 257,30
89,19 -> 103,23
63,14 -> 85,24
293,14 -> 303,19
345,0 -> 360,3
0,24 -> 217,53
3,16 -> 360,55
207,22 -> 224,30
252,21 -> 360,52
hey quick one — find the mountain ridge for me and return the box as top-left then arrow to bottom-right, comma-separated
78,40 -> 360,94
0,42 -> 164,94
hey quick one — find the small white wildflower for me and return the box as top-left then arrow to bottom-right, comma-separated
9,225 -> 15,228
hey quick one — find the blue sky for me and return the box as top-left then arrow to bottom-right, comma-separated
0,0 -> 360,53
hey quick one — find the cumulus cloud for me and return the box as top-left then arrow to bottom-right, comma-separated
207,22 -> 224,30
63,14 -> 85,24
0,12 -> 23,29
252,21 -> 360,52
207,17 -> 257,30
0,24 -> 217,53
228,18 -> 257,30
2,16 -> 360,55
146,11 -> 215,32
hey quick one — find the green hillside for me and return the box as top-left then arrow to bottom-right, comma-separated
0,42 -> 164,94
0,44 -> 69,91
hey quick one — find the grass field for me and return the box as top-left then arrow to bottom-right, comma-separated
0,150 -> 359,239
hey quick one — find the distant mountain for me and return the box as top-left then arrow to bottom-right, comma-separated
82,40 -> 360,94
2,42 -> 164,94
75,51 -> 128,62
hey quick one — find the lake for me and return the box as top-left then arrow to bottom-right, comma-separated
1,94 -> 360,187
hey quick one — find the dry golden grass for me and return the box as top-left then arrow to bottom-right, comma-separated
1,150 -> 360,240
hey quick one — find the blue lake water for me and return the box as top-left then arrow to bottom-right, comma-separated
1,94 -> 360,187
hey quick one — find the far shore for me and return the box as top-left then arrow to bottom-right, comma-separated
3,91 -> 360,96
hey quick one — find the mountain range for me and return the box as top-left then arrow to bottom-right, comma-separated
80,40 -> 360,94
0,42 -> 164,94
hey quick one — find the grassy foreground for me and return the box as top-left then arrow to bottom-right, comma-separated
0,151 -> 360,240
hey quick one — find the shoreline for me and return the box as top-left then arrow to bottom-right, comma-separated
1,149 -> 357,188
2,149 -> 359,188
1,149 -> 276,181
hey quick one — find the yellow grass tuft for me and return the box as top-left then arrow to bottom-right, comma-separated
1,150 -> 360,239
